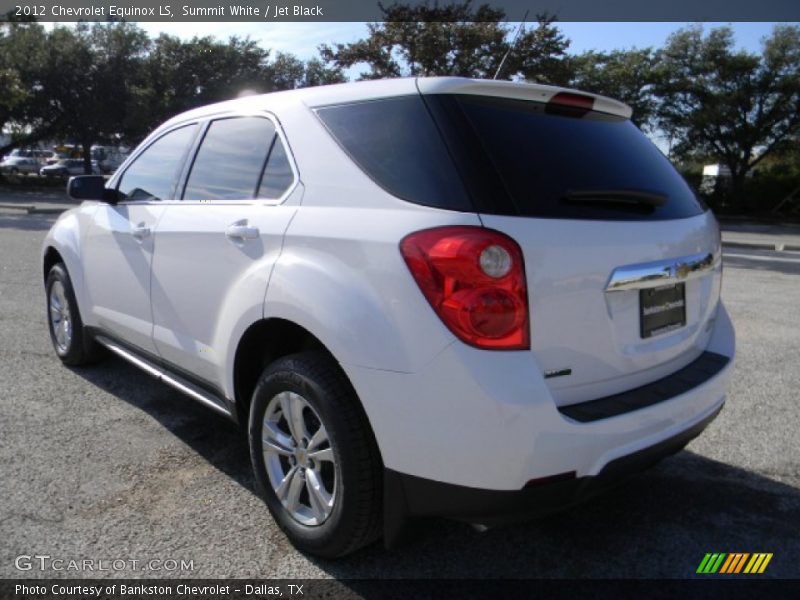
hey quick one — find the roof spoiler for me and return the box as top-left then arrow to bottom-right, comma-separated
415,77 -> 633,120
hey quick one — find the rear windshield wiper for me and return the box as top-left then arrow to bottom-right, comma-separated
561,189 -> 667,208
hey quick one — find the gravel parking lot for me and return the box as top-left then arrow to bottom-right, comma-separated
1,210 -> 798,579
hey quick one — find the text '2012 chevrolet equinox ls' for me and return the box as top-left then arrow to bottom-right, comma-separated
43,77 -> 734,558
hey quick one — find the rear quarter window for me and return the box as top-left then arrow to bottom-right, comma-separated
314,96 -> 472,212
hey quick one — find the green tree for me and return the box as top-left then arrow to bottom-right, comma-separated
654,25 -> 800,206
1,23 -> 344,165
569,48 -> 657,130
145,35 -> 337,129
0,22 -> 52,157
512,15 -> 571,85
299,57 -> 346,87
44,23 -> 151,173
319,1 -> 569,83
145,34 -> 273,126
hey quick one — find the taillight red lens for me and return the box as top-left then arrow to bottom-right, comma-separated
400,226 -> 529,350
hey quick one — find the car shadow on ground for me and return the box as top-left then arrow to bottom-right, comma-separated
74,355 -> 799,579
72,355 -> 253,490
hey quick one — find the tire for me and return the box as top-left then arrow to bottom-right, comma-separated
45,263 -> 105,366
248,351 -> 382,558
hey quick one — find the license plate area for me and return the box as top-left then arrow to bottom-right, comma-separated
640,283 -> 686,338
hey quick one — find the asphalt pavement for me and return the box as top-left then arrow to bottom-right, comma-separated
0,209 -> 798,580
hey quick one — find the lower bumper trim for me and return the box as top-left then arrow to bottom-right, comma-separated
558,351 -> 730,423
384,403 -> 722,534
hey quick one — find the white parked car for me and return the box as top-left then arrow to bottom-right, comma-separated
39,158 -> 100,179
42,78 -> 734,558
1,156 -> 41,176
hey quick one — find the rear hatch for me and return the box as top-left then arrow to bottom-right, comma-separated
313,79 -> 722,406
421,85 -> 722,406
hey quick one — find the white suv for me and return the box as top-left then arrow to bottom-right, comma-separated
42,77 -> 735,558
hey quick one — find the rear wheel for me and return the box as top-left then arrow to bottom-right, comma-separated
46,263 -> 104,366
248,351 -> 382,558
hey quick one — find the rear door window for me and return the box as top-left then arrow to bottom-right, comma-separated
183,117 -> 276,201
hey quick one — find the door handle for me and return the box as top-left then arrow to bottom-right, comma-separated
132,222 -> 151,240
225,220 -> 260,241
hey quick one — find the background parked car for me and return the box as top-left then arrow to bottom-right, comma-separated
0,156 -> 42,176
39,159 -> 100,179
2,148 -> 54,161
91,145 -> 128,174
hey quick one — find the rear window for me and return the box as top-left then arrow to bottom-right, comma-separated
427,94 -> 705,220
315,96 -> 472,211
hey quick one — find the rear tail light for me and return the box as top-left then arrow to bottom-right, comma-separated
399,226 -> 529,350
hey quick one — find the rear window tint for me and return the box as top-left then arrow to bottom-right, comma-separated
315,96 -> 472,211
429,94 -> 705,221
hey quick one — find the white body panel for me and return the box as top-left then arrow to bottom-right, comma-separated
42,76 -> 735,496
82,203 -> 165,354
151,199 -> 299,387
480,211 -> 722,405
344,302 -> 733,490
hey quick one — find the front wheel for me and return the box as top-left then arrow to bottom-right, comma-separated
45,263 -> 104,366
248,351 -> 382,558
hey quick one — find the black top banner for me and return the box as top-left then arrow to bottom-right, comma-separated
0,0 -> 799,22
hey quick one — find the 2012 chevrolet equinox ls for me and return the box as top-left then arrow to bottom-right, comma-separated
42,77 -> 734,558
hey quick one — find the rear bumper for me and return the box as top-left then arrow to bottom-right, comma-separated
345,302 -> 734,492
385,403 -> 722,525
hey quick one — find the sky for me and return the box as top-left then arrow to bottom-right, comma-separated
123,21 -> 785,61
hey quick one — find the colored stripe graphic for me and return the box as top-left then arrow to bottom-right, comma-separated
720,553 -> 749,573
697,553 -> 713,573
719,554 -> 736,574
697,553 -> 727,574
733,553 -> 750,573
744,553 -> 773,574
698,552 -> 773,574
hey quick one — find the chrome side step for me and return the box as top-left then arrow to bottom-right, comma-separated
95,335 -> 233,418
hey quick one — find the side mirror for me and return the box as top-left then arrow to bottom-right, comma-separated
67,175 -> 121,204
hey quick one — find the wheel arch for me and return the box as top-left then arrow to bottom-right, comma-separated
43,245 -> 64,282
233,318 -> 356,427
41,209 -> 92,321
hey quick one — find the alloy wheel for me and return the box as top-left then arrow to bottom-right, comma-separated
49,280 -> 72,353
262,391 -> 337,526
